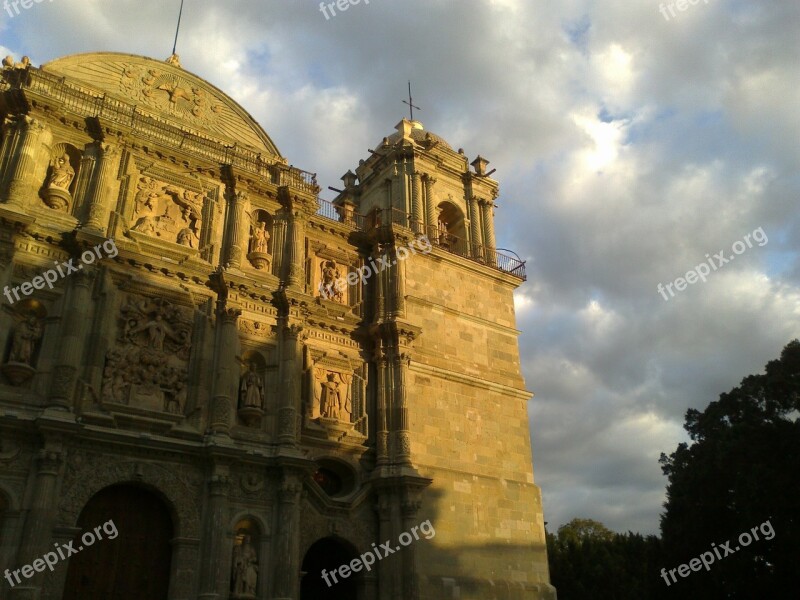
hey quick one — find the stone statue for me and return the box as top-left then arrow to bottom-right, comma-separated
48,154 -> 75,190
166,381 -> 186,414
250,222 -> 270,254
129,314 -> 175,351
9,316 -> 43,365
319,260 -> 343,302
239,364 -> 264,410
319,373 -> 342,419
231,535 -> 258,596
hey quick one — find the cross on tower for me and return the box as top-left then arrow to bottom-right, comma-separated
402,81 -> 420,121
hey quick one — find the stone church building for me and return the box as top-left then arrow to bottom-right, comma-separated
0,52 -> 555,599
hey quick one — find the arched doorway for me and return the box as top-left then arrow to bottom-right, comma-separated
62,484 -> 173,600
300,537 -> 362,600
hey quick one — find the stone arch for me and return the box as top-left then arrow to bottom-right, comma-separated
436,200 -> 467,246
58,457 -> 200,538
62,484 -> 174,600
300,535 -> 366,600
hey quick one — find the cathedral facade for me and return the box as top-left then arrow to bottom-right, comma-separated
0,52 -> 555,600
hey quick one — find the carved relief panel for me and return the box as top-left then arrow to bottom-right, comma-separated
311,255 -> 353,305
129,175 -> 206,249
100,295 -> 193,415
303,347 -> 367,443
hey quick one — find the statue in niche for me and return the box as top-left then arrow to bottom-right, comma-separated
314,371 -> 352,422
231,535 -> 258,596
246,215 -> 271,270
250,222 -> 270,254
8,315 -> 43,366
319,373 -> 342,419
47,154 -> 74,190
239,363 -> 264,410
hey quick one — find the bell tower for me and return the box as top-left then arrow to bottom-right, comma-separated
332,119 -> 555,599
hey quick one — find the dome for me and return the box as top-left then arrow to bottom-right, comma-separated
41,52 -> 281,158
385,120 -> 453,151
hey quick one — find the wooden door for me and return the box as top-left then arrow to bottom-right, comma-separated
62,484 -> 173,600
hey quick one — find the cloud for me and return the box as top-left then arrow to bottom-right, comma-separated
3,0 -> 798,536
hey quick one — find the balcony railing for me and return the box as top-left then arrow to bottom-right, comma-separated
314,202 -> 526,280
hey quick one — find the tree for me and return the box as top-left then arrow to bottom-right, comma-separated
659,340 -> 800,599
547,519 -> 664,599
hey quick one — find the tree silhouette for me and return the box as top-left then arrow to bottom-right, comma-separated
659,339 -> 800,599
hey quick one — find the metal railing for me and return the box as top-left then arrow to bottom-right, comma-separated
317,205 -> 526,280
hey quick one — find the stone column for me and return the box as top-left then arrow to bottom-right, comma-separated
278,325 -> 305,448
10,449 -> 63,600
209,308 -> 240,436
271,475 -> 303,600
48,270 -> 94,410
83,142 -> 121,231
271,212 -> 287,279
198,473 -> 230,599
394,353 -> 411,466
5,115 -> 46,209
410,172 -> 423,234
423,176 -> 437,241
225,190 -> 248,269
480,199 -> 497,265
285,211 -> 306,290
468,193 -> 483,260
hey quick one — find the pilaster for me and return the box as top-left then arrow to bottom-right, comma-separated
198,471 -> 231,599
47,270 -> 95,410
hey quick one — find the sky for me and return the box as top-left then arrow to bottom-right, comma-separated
2,0 -> 798,535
